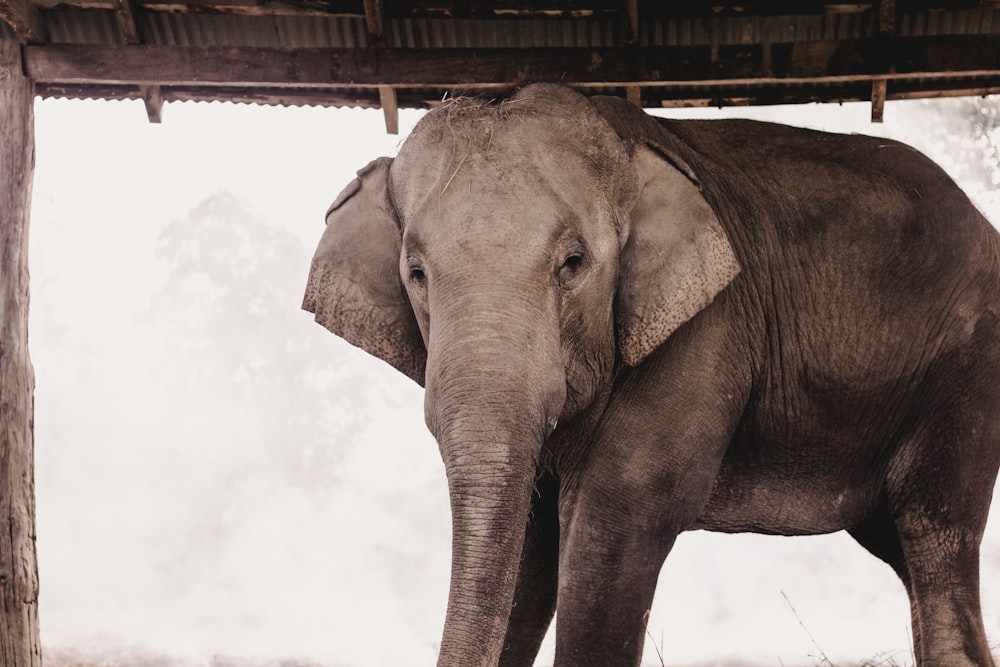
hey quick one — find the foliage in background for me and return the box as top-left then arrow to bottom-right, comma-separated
150,190 -> 373,490
924,96 -> 1000,203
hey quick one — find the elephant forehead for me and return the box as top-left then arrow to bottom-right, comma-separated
402,180 -> 582,251
395,103 -> 622,191
393,139 -> 615,226
400,161 -> 610,248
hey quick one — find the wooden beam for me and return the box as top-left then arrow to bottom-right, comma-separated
31,80 -> 458,109
0,37 -> 41,667
378,85 -> 398,134
362,0 -> 396,131
22,38 -> 1000,88
112,0 -> 141,44
362,0 -> 384,44
878,0 -> 896,36
874,0 -> 895,123
140,83 -> 163,122
871,77 -> 887,122
30,78 -> 1000,111
0,0 -> 46,43
626,86 -> 641,107
624,0 -> 638,44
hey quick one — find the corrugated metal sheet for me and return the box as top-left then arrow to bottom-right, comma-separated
386,17 -> 620,47
638,13 -> 874,46
141,14 -> 370,47
44,10 -> 124,44
42,12 -> 370,47
901,8 -> 999,37
40,9 -> 1000,48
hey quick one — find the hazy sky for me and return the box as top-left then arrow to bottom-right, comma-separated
28,95 -> 999,667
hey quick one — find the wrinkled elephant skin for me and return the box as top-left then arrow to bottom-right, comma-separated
303,84 -> 1000,667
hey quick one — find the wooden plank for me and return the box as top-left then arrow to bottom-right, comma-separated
624,0 -> 638,44
878,0 -> 895,35
363,0 -> 394,131
871,76 -> 887,121
20,44 -> 624,86
32,78 -> 1000,109
378,84 -> 398,133
0,0 -> 47,43
0,37 -> 41,667
33,81 -> 387,107
112,0 -> 141,44
626,85 -> 641,106
140,83 -> 163,121
363,0 -> 384,42
22,38 -> 1000,88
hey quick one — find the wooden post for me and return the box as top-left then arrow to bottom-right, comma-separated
870,77 -> 887,123
377,85 -> 398,135
0,38 -> 41,667
140,83 -> 164,123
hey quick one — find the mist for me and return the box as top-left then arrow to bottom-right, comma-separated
29,96 -> 999,667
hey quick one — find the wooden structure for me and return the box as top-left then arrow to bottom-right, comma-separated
0,1 -> 998,663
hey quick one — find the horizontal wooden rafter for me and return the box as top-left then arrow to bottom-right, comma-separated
22,37 -> 1000,89
30,75 -> 1000,109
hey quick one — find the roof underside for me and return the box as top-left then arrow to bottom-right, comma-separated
2,1 -> 999,126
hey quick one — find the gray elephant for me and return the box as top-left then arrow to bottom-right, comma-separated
303,83 -> 1000,667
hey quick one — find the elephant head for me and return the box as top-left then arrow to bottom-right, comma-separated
302,83 -> 740,667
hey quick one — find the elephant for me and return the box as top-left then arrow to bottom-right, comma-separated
302,83 -> 1000,667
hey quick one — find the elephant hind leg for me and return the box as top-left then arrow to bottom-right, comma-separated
878,409 -> 999,666
848,501 -> 922,661
867,344 -> 1000,666
892,511 -> 995,667
852,487 -> 996,667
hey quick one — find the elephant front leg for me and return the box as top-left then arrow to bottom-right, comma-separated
553,485 -> 682,667
499,473 -> 560,667
550,383 -> 738,666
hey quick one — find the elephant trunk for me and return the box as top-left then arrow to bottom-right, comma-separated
426,294 -> 564,667
436,431 -> 539,667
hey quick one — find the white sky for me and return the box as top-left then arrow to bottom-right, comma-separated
28,96 -> 999,667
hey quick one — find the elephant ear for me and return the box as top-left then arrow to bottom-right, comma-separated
302,157 -> 427,385
591,96 -> 740,367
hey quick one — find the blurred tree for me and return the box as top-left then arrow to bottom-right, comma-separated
149,191 -> 381,492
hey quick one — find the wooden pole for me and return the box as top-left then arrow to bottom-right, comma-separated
0,38 -> 41,667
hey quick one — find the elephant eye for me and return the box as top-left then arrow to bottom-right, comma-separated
557,251 -> 587,289
407,260 -> 426,285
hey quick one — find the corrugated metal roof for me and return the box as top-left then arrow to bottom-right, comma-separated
39,9 -> 1000,48
12,2 -> 1000,117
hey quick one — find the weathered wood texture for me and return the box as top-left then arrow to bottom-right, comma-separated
377,85 -> 398,134
23,38 -> 1000,89
0,38 -> 41,667
0,0 -> 47,43
140,83 -> 163,122
112,0 -> 141,44
31,78 -> 1000,110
